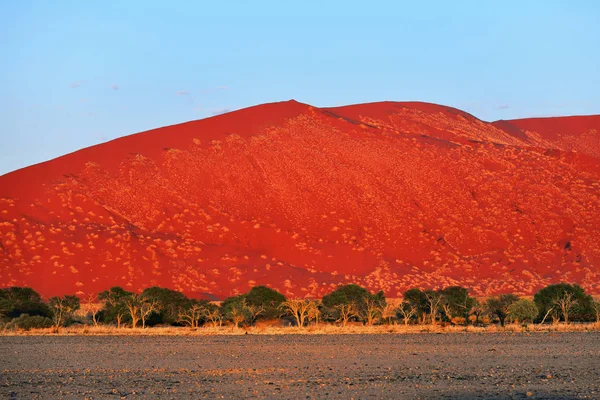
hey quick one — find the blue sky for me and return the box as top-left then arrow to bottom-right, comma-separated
1,1 -> 599,175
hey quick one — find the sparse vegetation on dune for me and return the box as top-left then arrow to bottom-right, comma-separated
2,102 -> 600,299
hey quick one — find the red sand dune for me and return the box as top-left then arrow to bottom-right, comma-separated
1,100 -> 599,299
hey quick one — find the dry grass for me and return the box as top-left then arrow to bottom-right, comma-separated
2,321 -> 599,336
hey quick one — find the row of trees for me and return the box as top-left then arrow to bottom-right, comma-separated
1,282 -> 599,330
0,287 -> 81,331
399,283 -> 598,327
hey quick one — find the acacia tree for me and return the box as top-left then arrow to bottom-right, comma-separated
221,295 -> 250,328
534,283 -> 593,323
440,286 -> 477,325
424,290 -> 443,325
440,300 -> 453,324
124,294 -> 142,328
204,303 -> 223,327
592,301 -> 600,323
364,297 -> 384,326
49,295 -> 80,331
85,294 -> 102,327
307,300 -> 322,326
554,292 -> 577,324
471,300 -> 484,325
380,302 -> 399,325
229,303 -> 246,328
335,303 -> 358,327
122,293 -> 160,329
402,288 -> 428,325
280,299 -> 317,327
177,301 -> 205,328
485,294 -> 519,327
98,287 -> 132,328
141,287 -> 190,326
243,300 -> 265,326
397,301 -> 418,326
539,304 -> 556,325
321,284 -> 385,325
140,298 -> 160,328
244,286 -> 286,320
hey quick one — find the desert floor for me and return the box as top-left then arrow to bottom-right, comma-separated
1,332 -> 599,399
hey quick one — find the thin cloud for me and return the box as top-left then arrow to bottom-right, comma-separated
201,86 -> 228,94
211,108 -> 231,116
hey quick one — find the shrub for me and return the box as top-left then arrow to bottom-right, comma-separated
8,314 -> 54,330
508,299 -> 538,323
0,287 -> 51,319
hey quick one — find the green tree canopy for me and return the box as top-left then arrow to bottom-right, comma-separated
440,286 -> 477,325
486,294 -> 519,327
221,294 -> 250,327
508,299 -> 538,323
98,286 -> 133,327
0,287 -> 51,319
533,283 -> 594,322
321,284 -> 385,324
402,288 -> 429,317
49,295 -> 80,328
245,286 -> 286,320
141,286 -> 191,325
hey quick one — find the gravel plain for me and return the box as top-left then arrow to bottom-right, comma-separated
1,332 -> 599,399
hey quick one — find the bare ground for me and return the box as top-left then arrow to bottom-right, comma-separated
1,332 -> 599,399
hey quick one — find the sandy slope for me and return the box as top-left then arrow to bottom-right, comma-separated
1,100 -> 599,298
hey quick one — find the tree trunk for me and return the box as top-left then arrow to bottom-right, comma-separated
540,308 -> 553,325
294,312 -> 301,327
